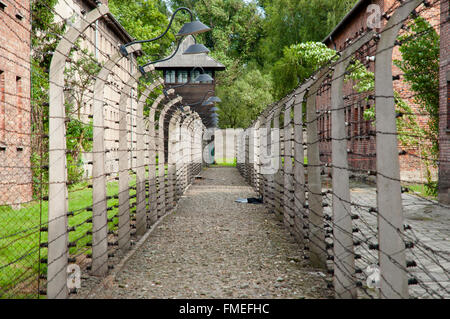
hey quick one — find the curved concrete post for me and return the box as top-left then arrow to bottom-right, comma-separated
185,112 -> 198,185
181,112 -> 196,191
172,112 -> 186,202
248,126 -> 255,187
188,114 -> 203,178
293,81 -> 312,249
147,90 -> 173,224
193,115 -> 204,177
330,31 -> 374,299
167,110 -> 182,209
117,65 -> 155,252
283,98 -> 295,233
253,120 -> 261,194
91,44 -> 142,276
375,0 -> 422,299
273,104 -> 283,219
236,127 -> 245,175
137,78 -> 164,227
266,111 -> 275,213
135,76 -> 163,237
48,4 -> 109,299
258,109 -> 270,203
157,96 -> 183,217
305,69 -> 330,269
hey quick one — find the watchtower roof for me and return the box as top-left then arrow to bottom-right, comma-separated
154,36 -> 225,70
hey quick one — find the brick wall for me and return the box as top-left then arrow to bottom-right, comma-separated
438,0 -> 449,204
318,0 -> 441,182
0,0 -> 32,206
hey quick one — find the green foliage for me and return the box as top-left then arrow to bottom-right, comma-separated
109,0 -> 174,63
272,42 -> 337,98
64,48 -> 101,119
168,0 -> 265,127
63,49 -> 99,186
345,59 -> 375,93
394,17 -> 440,196
257,0 -> 358,65
170,0 -> 264,63
394,17 -> 440,157
30,0 -> 64,198
217,67 -> 274,128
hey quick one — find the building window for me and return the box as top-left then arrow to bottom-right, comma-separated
16,76 -> 23,134
165,70 -> 176,84
178,70 -> 188,83
190,70 -> 200,83
205,71 -> 213,83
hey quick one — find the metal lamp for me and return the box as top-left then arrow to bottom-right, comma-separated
120,7 -> 210,57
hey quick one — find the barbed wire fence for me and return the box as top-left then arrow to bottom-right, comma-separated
0,1 -> 205,299
237,0 -> 449,299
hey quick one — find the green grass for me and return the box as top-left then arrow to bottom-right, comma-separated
0,166 -> 170,298
214,158 -> 237,166
405,184 -> 437,199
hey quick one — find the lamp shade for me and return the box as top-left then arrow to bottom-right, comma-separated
211,113 -> 219,118
183,43 -> 210,55
207,96 -> 221,103
176,20 -> 211,37
194,73 -> 213,82
211,106 -> 219,112
201,100 -> 213,106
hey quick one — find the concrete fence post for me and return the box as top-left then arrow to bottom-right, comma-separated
305,70 -> 329,269
253,121 -> 261,193
168,110 -> 181,209
134,69 -> 158,237
148,89 -> 174,224
375,0 -> 423,299
330,31 -> 374,298
91,44 -> 142,276
137,79 -> 164,227
117,65 -> 154,251
158,97 -> 183,217
48,4 -> 108,299
284,99 -> 294,234
293,82 -> 312,248
273,107 -> 283,219
266,113 -> 275,213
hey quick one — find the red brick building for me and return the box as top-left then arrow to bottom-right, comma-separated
0,0 -> 32,206
318,0 -> 440,182
438,0 -> 449,204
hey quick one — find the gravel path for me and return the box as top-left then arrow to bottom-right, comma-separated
81,167 -> 332,299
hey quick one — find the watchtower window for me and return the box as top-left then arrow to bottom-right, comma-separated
165,70 -> 176,84
178,71 -> 188,83
190,70 -> 201,83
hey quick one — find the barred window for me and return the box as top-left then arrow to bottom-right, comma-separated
178,70 -> 188,83
165,70 -> 176,84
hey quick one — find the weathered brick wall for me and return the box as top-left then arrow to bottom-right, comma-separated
318,0 -> 441,181
438,0 -> 449,204
0,0 -> 32,206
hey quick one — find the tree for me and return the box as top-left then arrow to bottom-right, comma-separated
257,0 -> 357,66
63,49 -> 100,185
217,67 -> 274,128
394,17 -> 440,196
31,0 -> 65,197
168,0 -> 266,127
271,42 -> 338,99
109,0 -> 175,63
